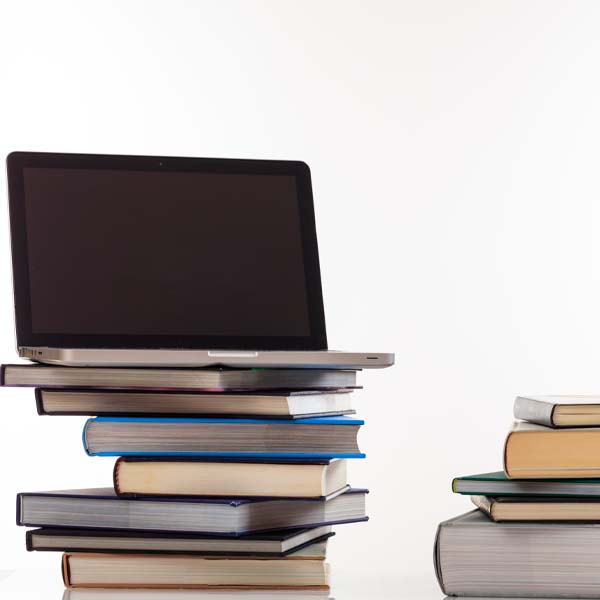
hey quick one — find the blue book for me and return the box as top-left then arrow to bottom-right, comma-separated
83,416 -> 365,458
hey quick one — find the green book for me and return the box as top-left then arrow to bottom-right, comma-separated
453,471 -> 600,498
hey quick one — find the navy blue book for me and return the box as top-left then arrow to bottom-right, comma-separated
26,526 -> 335,556
82,416 -> 365,459
17,487 -> 368,536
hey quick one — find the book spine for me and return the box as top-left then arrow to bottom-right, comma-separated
503,431 -> 513,478
34,388 -> 47,416
62,553 -> 72,587
433,521 -> 448,595
25,529 -> 33,552
0,364 -> 6,386
82,419 -> 93,456
513,397 -> 555,427
113,457 -> 124,495
15,493 -> 23,526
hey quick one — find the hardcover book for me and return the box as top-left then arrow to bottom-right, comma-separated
27,526 -> 334,556
113,457 -> 348,499
17,487 -> 368,536
82,416 -> 365,459
435,510 -> 600,597
514,394 -> 600,427
35,388 -> 355,418
0,364 -> 357,391
453,471 -> 600,497
472,495 -> 600,522
504,421 -> 600,478
61,540 -> 330,589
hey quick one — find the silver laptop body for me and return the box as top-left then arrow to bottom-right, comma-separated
7,152 -> 393,369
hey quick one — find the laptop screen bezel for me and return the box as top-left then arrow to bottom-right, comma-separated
6,151 -> 328,351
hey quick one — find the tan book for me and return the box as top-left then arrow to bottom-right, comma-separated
114,458 -> 348,499
514,394 -> 600,427
62,542 -> 329,589
504,421 -> 600,478
473,495 -> 600,521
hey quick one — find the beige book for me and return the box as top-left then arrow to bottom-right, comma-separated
473,495 -> 600,521
114,458 -> 347,498
504,421 -> 600,478
62,542 -> 330,589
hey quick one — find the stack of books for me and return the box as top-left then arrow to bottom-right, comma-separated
436,394 -> 600,598
2,363 -> 370,591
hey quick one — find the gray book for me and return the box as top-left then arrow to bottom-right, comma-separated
35,388 -> 355,418
0,364 -> 357,391
435,510 -> 600,597
514,394 -> 600,427
17,487 -> 368,536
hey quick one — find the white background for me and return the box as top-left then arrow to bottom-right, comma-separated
2,0 -> 600,596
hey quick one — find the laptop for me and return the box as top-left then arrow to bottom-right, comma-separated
6,151 -> 393,369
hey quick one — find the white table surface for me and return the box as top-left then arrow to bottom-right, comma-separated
0,568 -> 442,599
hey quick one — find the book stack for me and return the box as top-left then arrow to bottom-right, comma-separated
2,363 -> 371,591
435,395 -> 600,598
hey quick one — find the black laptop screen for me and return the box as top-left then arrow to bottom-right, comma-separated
12,160 -> 324,348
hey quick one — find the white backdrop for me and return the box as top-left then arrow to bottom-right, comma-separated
2,0 -> 600,594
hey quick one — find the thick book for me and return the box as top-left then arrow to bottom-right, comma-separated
514,394 -> 600,427
114,457 -> 348,499
35,388 -> 355,418
27,526 -> 333,556
17,487 -> 368,535
83,416 -> 364,458
61,541 -> 330,589
505,421 -> 600,478
435,509 -> 600,597
453,470 -> 600,497
473,495 -> 600,521
0,364 -> 357,391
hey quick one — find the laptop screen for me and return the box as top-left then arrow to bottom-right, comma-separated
8,153 -> 327,350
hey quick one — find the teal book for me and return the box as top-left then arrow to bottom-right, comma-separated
83,416 -> 365,458
453,471 -> 600,498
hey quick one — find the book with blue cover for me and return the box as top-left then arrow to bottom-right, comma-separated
17,487 -> 368,536
83,416 -> 365,458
